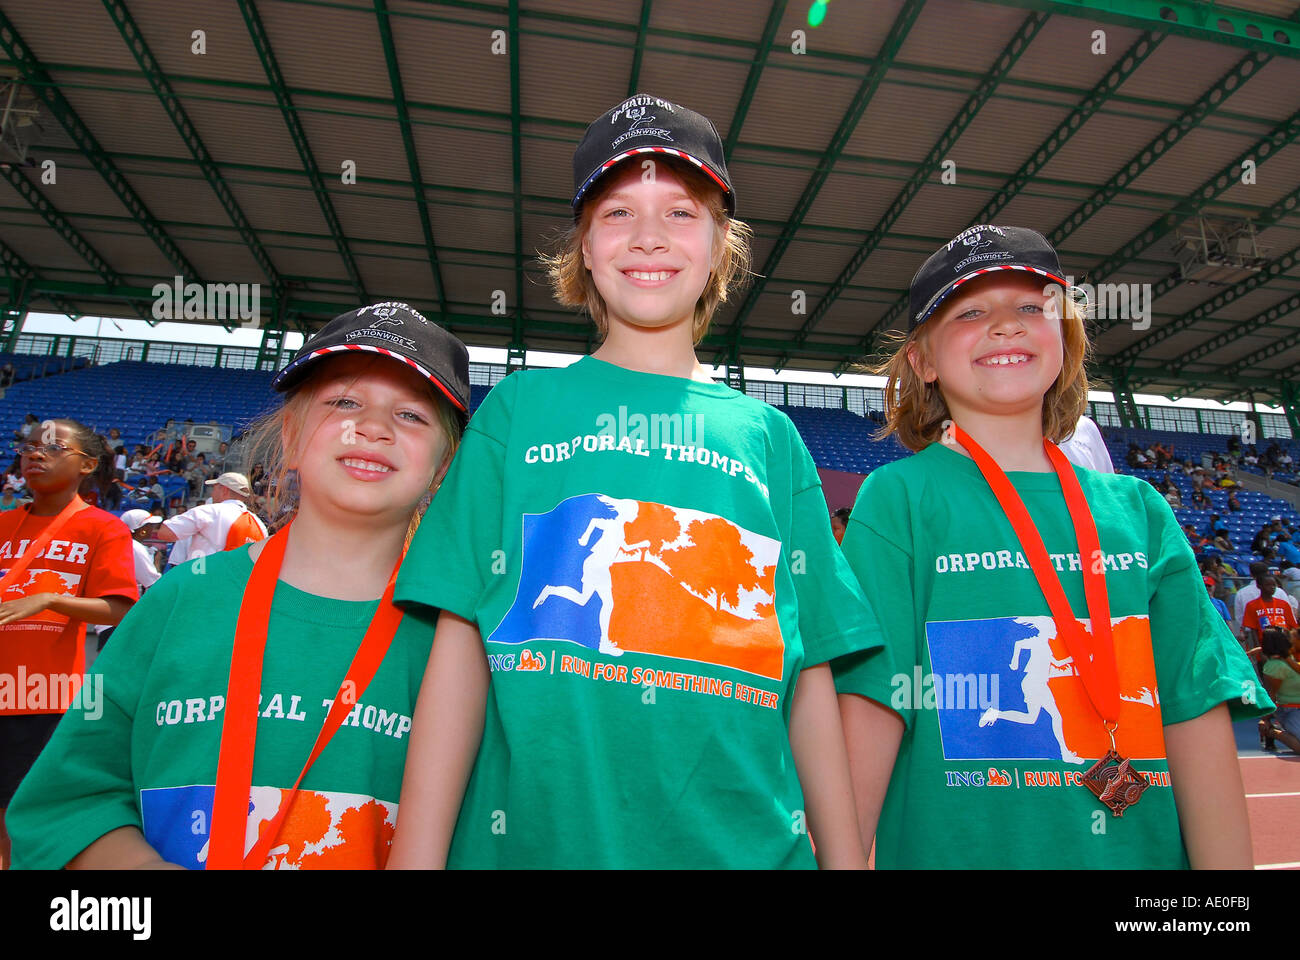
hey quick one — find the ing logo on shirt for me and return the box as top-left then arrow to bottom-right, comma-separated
926,615 -> 1166,763
491,494 -> 785,680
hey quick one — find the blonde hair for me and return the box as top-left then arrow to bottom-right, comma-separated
238,356 -> 463,548
542,154 -> 752,344
875,288 -> 1091,452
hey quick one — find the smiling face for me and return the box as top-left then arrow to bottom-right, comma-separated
909,271 -> 1064,428
580,160 -> 722,338
287,353 -> 452,528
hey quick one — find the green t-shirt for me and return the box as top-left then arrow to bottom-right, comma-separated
7,546 -> 436,870
394,356 -> 882,869
1263,658 -> 1300,704
833,442 -> 1272,870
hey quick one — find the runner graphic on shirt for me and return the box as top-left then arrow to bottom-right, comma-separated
497,493 -> 785,679
926,615 -> 1166,762
533,496 -> 645,656
977,630 -> 1082,764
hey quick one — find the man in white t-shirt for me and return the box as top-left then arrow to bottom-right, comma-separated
154,472 -> 268,559
1059,415 -> 1116,473
1234,560 -> 1299,624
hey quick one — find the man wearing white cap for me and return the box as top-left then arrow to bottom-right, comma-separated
153,472 -> 268,560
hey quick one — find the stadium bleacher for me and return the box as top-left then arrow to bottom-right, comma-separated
0,360 -> 280,452
1,360 -> 1296,564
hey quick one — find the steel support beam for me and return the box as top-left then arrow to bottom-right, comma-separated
238,0 -> 367,303
791,10 -> 1049,364
980,0 -> 1300,58
0,165 -> 151,322
104,0 -> 281,296
722,0 -> 788,161
1047,51 -> 1269,249
718,0 -> 927,362
1115,241 -> 1300,369
626,0 -> 653,97
508,0 -> 525,362
374,0 -> 448,316
0,9 -> 200,281
1082,105 -> 1300,298
848,28 -> 1161,355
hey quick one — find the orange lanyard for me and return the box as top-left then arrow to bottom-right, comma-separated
0,496 -> 88,595
952,427 -> 1121,731
207,522 -> 405,869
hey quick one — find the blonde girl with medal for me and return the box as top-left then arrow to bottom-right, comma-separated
6,303 -> 469,870
833,225 -> 1271,869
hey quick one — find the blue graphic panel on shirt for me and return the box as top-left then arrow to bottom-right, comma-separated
140,784 -> 396,869
925,616 -> 1165,763
491,493 -> 785,680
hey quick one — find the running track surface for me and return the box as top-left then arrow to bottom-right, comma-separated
1234,719 -> 1300,870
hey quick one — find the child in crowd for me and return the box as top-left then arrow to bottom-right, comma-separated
833,225 -> 1270,869
0,419 -> 138,868
389,95 -> 879,869
6,305 -> 468,869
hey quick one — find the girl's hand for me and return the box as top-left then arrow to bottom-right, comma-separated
0,592 -> 53,625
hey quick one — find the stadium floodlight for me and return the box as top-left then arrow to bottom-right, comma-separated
0,79 -> 42,166
1174,216 -> 1269,285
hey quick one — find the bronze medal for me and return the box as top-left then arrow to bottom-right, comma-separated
1081,750 -> 1149,817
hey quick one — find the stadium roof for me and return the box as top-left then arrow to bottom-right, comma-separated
1,0 -> 1299,407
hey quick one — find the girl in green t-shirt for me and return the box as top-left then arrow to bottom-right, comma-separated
7,304 -> 470,869
834,225 -> 1269,869
389,96 -> 876,869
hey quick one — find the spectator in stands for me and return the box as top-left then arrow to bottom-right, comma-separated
1205,576 -> 1232,632
94,509 -> 165,652
1276,531 -> 1300,568
1182,523 -> 1208,550
829,507 -> 851,545
1242,576 -> 1299,654
1191,488 -> 1209,510
107,427 -> 121,444
1227,491 -> 1242,512
152,472 -> 268,560
1204,513 -> 1229,540
185,453 -> 214,501
1243,447 -> 1259,468
248,462 -> 267,497
1281,562 -> 1300,602
11,414 -> 37,444
0,363 -> 13,389
1163,484 -> 1182,508
1212,532 -> 1234,552
1258,629 -> 1300,753
1205,556 -> 1238,605
209,440 -> 230,474
1281,448 -> 1294,471
1251,523 -> 1274,554
0,488 -> 19,513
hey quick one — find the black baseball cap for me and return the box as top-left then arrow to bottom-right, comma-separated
908,225 -> 1069,332
572,93 -> 735,216
272,302 -> 471,424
